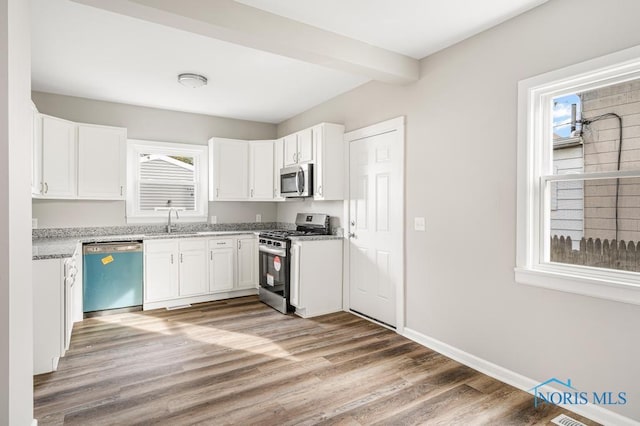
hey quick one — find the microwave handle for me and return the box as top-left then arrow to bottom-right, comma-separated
296,167 -> 304,195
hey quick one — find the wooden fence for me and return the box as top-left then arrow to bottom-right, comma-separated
551,235 -> 640,272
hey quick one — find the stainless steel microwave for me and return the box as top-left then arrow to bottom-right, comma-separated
280,163 -> 313,198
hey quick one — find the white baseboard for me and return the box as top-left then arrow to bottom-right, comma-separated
402,328 -> 638,426
32,419 -> 38,426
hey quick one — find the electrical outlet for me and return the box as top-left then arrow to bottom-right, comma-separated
414,217 -> 425,231
210,215 -> 217,224
32,218 -> 38,229
256,214 -> 262,223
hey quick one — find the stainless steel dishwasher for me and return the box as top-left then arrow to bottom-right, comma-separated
83,241 -> 143,316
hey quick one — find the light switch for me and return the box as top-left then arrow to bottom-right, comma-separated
210,215 -> 217,224
32,218 -> 38,229
414,217 -> 425,231
256,214 -> 262,223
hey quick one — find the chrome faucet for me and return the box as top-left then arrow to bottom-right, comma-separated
167,208 -> 179,233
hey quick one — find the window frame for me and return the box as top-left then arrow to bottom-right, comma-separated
516,45 -> 640,305
126,139 -> 208,223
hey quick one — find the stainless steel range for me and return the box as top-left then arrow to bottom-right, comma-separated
258,213 -> 330,313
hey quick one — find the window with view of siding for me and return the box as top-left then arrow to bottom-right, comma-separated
516,45 -> 640,305
138,154 -> 195,211
126,140 -> 208,222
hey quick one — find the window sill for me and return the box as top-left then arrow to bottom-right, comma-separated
515,267 -> 640,306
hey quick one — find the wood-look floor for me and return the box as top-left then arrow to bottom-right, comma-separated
34,296 -> 598,425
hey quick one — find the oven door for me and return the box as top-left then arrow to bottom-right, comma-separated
259,245 -> 289,296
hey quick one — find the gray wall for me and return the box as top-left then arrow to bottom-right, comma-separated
278,0 -> 640,420
32,92 -> 278,227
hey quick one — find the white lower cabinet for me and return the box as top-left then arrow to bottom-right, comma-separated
290,239 -> 343,318
209,239 -> 235,293
237,236 -> 257,289
33,258 -> 65,375
144,240 -> 180,303
178,240 -> 209,297
144,235 -> 258,309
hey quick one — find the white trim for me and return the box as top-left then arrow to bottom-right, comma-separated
31,420 -> 38,426
143,288 -> 257,311
517,44 -> 640,303
126,139 -> 208,223
343,116 -> 405,334
402,327 -> 638,426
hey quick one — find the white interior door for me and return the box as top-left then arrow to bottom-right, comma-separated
347,118 -> 404,328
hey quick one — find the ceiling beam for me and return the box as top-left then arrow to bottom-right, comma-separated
70,0 -> 419,84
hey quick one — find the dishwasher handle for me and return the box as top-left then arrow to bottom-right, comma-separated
83,242 -> 143,254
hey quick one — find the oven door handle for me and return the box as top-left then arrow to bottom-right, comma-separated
259,245 -> 287,257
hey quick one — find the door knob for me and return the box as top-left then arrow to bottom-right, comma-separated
348,232 -> 357,239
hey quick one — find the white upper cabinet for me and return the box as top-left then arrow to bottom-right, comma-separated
274,138 -> 285,201
297,128 -> 314,163
249,140 -> 275,200
283,134 -> 298,167
210,137 -> 277,201
312,123 -> 345,201
40,115 -> 77,199
77,124 -> 126,200
283,129 -> 314,167
31,103 -> 41,196
33,112 -> 127,200
210,137 -> 249,200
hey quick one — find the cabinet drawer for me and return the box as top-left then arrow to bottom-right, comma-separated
179,239 -> 207,251
209,238 -> 233,248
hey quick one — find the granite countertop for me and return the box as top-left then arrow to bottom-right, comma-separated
32,223 -> 344,260
32,223 -> 290,260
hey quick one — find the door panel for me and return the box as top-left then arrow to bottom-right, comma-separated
349,129 -> 401,327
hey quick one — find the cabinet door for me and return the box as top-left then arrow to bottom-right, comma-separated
250,141 -> 275,200
297,128 -> 314,163
290,243 -> 301,308
33,259 -> 64,374
144,241 -> 179,302
178,240 -> 209,297
210,248 -> 235,292
31,105 -> 42,196
236,237 -> 257,289
283,134 -> 298,166
274,138 -> 285,201
77,124 -> 126,200
312,125 -> 324,198
212,138 -> 249,200
41,115 -> 76,198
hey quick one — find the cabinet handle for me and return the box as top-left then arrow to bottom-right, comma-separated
170,254 -> 174,264
238,240 -> 242,250
293,152 -> 297,162
318,185 -> 323,196
120,186 -> 123,196
216,188 -> 219,198
210,251 -> 213,261
44,182 -> 48,194
40,182 -> 43,193
180,253 -> 184,263
250,188 -> 254,198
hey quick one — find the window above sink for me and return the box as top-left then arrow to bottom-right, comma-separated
126,139 -> 208,224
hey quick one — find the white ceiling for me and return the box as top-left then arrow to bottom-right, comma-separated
31,0 -> 548,124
